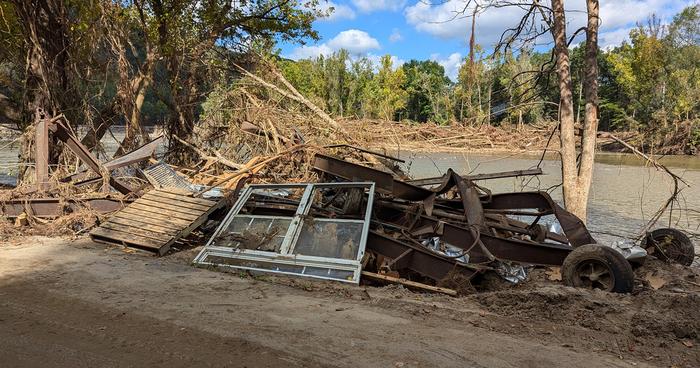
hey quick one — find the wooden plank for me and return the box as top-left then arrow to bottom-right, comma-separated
137,197 -> 211,213
115,208 -> 194,227
141,190 -> 216,209
361,271 -> 458,296
126,203 -> 201,221
91,235 -> 161,254
90,227 -> 164,250
107,215 -> 183,234
151,198 -> 224,256
92,197 -> 224,256
146,190 -> 217,207
99,222 -> 173,243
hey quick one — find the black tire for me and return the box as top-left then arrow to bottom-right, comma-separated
562,244 -> 635,293
641,228 -> 695,266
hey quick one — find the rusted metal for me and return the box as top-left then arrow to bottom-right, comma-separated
323,144 -> 405,163
0,197 -> 130,218
35,116 -> 50,190
61,135 -> 164,185
314,153 -> 598,271
313,154 -> 431,200
367,231 -> 479,281
51,120 -> 133,194
406,168 -> 543,187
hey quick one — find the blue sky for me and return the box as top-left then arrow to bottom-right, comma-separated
277,0 -> 698,80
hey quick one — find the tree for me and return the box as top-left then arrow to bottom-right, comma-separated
368,55 -> 407,120
401,60 -> 451,123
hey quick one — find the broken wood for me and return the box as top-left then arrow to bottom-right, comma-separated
361,271 -> 458,296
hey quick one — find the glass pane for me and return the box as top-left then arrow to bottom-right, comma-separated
214,216 -> 291,252
308,186 -> 369,220
293,220 -> 364,260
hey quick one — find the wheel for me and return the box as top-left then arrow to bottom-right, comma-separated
641,228 -> 695,266
562,244 -> 635,293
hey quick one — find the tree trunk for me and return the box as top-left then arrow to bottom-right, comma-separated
576,0 -> 600,222
13,0 -> 72,184
551,0 -> 581,218
552,0 -> 600,223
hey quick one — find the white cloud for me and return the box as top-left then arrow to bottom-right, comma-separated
288,29 -> 381,60
404,0 -> 695,49
319,1 -> 356,22
389,28 -> 403,42
289,44 -> 333,59
367,53 -> 406,71
431,52 -> 464,81
327,29 -> 381,54
599,27 -> 635,49
352,0 -> 407,13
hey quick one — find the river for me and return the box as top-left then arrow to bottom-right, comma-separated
1,131 -> 698,253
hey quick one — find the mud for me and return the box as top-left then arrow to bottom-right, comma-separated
1,236 -> 698,367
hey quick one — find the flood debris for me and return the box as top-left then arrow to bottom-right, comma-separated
194,182 -> 375,283
90,189 -> 226,255
1,107 -> 697,297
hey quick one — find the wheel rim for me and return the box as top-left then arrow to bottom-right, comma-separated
650,235 -> 685,262
573,260 -> 614,291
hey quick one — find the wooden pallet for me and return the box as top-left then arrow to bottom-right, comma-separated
90,189 -> 223,255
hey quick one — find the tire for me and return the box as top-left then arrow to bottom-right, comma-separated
641,228 -> 695,266
562,244 -> 635,293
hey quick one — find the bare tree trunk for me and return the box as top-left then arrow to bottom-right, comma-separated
552,0 -> 599,223
576,0 -> 600,221
551,0 -> 581,218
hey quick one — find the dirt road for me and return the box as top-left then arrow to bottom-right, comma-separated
0,236 -> 697,367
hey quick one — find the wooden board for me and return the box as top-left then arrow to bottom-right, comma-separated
90,189 -> 223,255
361,271 -> 458,296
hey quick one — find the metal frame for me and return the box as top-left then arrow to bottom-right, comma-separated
194,182 -> 376,284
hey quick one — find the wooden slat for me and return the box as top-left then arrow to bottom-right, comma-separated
91,193 -> 224,256
117,207 -> 196,225
99,222 -> 173,242
90,227 -> 164,250
361,271 -> 458,296
136,197 -> 211,213
107,215 -> 182,234
126,203 -> 200,221
137,194 -> 201,210
140,192 -> 213,210
146,190 -> 216,207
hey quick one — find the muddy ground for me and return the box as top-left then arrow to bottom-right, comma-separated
0,236 -> 698,368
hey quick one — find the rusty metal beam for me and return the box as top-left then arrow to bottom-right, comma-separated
372,206 -> 574,266
406,168 -> 543,187
0,197 -> 130,218
60,135 -> 164,184
323,144 -> 405,163
313,154 -> 432,200
35,117 -> 50,190
367,231 -> 478,281
52,120 -> 132,194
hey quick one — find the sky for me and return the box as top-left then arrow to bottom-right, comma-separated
277,0 -> 698,80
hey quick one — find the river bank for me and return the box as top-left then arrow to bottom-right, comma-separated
1,236 -> 698,368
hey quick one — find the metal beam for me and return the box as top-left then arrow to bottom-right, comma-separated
367,231 -> 478,281
406,168 -> 543,187
0,197 -> 131,218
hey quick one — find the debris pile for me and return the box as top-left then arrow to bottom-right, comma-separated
1,85 -> 697,296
